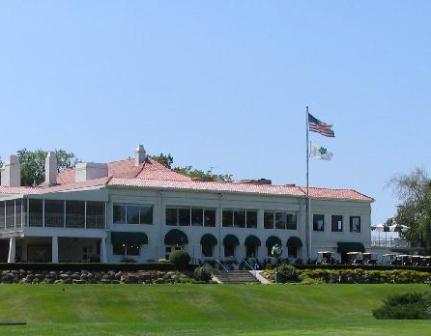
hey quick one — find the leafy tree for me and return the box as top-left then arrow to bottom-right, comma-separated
152,153 -> 232,182
389,168 -> 431,249
17,148 -> 78,186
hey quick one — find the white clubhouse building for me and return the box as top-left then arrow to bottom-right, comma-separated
0,145 -> 373,264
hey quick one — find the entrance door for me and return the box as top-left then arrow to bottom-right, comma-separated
246,245 -> 258,258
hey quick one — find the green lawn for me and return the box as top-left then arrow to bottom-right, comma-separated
0,284 -> 429,335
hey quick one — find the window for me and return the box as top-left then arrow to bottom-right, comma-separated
66,201 -> 85,228
313,214 -> 325,231
191,208 -> 203,226
275,212 -> 286,229
350,216 -> 361,232
166,208 -> 178,226
113,243 -> 140,256
87,202 -> 105,228
331,215 -> 343,232
15,199 -> 22,227
286,214 -> 297,230
264,212 -> 274,229
113,205 -> 126,224
6,201 -> 14,228
126,206 -> 140,224
204,209 -> 216,227
222,210 -> 233,227
178,208 -> 190,226
114,204 -> 153,225
0,202 -> 4,228
29,199 -> 43,227
139,206 -> 153,225
247,211 -> 257,228
45,200 -> 64,227
234,210 -> 245,228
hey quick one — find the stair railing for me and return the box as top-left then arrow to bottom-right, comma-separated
242,259 -> 257,278
215,259 -> 229,273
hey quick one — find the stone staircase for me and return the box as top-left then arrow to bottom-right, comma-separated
214,270 -> 260,284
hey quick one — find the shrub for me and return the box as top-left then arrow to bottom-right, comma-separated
274,264 -> 299,283
194,266 -> 212,282
373,292 -> 431,319
169,250 -> 191,270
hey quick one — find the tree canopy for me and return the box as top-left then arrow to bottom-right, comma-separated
152,153 -> 232,182
388,168 -> 431,250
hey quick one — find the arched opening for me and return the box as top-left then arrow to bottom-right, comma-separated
164,229 -> 188,259
223,234 -> 239,258
245,235 -> 261,258
286,236 -> 302,259
200,233 -> 217,258
265,236 -> 282,256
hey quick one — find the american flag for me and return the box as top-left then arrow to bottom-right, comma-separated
308,113 -> 335,137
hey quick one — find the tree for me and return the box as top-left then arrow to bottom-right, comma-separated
17,148 -> 78,186
152,153 -> 232,182
389,168 -> 431,250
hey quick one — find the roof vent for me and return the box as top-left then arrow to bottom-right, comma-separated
75,162 -> 108,182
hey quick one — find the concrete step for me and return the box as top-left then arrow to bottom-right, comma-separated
215,270 -> 259,284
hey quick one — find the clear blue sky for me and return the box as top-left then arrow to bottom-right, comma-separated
1,1 -> 430,225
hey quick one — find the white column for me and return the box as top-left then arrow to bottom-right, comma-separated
100,237 -> 107,263
52,236 -> 59,263
7,237 -> 16,263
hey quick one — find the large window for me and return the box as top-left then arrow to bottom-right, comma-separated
45,200 -> 64,227
66,201 -> 85,228
0,202 -> 4,228
350,216 -> 361,233
113,204 -> 153,225
331,215 -> 343,232
86,202 -> 105,228
313,214 -> 325,231
264,211 -> 297,230
6,201 -> 15,228
222,209 -> 257,228
29,199 -> 43,227
166,207 -> 216,227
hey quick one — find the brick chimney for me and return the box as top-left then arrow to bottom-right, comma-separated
45,151 -> 58,186
1,155 -> 21,187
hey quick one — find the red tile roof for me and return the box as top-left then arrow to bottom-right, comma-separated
0,156 -> 373,202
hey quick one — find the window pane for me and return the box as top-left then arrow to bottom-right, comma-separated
247,211 -> 257,228
29,199 -> 43,227
0,202 -> 4,228
222,210 -> 233,227
350,216 -> 361,232
313,214 -> 325,231
191,208 -> 203,226
45,200 -> 64,227
127,206 -> 140,224
286,213 -> 297,230
139,206 -> 153,224
6,201 -> 14,228
15,200 -> 22,227
332,215 -> 343,232
204,209 -> 216,227
264,212 -> 274,229
234,210 -> 245,228
166,208 -> 177,226
113,205 -> 126,224
178,208 -> 190,226
275,212 -> 286,229
66,201 -> 85,228
87,202 -> 105,228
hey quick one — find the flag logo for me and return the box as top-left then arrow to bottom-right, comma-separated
310,143 -> 333,160
308,113 -> 335,137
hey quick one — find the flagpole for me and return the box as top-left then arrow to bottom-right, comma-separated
305,106 -> 311,262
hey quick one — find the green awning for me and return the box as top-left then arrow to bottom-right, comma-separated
111,232 -> 148,245
337,242 -> 365,253
164,229 -> 188,245
223,234 -> 239,246
266,236 -> 282,248
245,235 -> 261,247
200,233 -> 217,245
287,236 -> 303,248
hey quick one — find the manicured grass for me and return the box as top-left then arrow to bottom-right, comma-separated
0,284 -> 429,335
